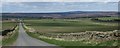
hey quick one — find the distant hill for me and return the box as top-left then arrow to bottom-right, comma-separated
1,11 -> 119,19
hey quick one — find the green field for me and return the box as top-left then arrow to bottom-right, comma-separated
2,20 -> 17,30
24,18 -> 118,33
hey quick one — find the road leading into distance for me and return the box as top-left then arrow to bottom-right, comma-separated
14,23 -> 56,46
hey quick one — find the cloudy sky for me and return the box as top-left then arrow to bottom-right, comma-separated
1,0 -> 119,13
1,0 -> 120,2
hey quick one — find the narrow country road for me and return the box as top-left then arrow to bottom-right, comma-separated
14,23 -> 56,46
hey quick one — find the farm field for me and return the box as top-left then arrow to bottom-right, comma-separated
97,17 -> 119,20
1,20 -> 18,45
2,20 -> 17,31
24,18 -> 118,33
24,17 -> 119,47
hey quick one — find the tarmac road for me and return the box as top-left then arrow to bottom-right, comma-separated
14,23 -> 56,46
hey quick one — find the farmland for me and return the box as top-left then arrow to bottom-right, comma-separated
24,17 -> 119,47
97,17 -> 119,21
1,20 -> 18,45
24,18 -> 118,33
2,20 -> 17,31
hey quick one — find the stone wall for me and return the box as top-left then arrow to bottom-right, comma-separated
38,30 -> 119,41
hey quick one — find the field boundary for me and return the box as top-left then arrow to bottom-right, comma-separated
2,26 -> 19,46
23,24 -> 119,46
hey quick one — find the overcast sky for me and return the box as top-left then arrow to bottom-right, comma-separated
1,0 -> 119,13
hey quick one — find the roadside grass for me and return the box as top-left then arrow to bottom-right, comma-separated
26,32 -> 91,46
118,40 -> 120,46
95,40 -> 119,46
0,36 -> 1,46
2,27 -> 18,46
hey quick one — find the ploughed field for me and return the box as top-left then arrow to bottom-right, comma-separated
24,18 -> 118,33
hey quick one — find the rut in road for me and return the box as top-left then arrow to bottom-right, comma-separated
14,23 -> 56,46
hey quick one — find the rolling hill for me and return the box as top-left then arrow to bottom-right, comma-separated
1,11 -> 119,19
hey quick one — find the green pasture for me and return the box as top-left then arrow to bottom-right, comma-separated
24,18 -> 118,33
2,21 -> 17,30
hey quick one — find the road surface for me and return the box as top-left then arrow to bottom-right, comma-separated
14,23 -> 56,46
